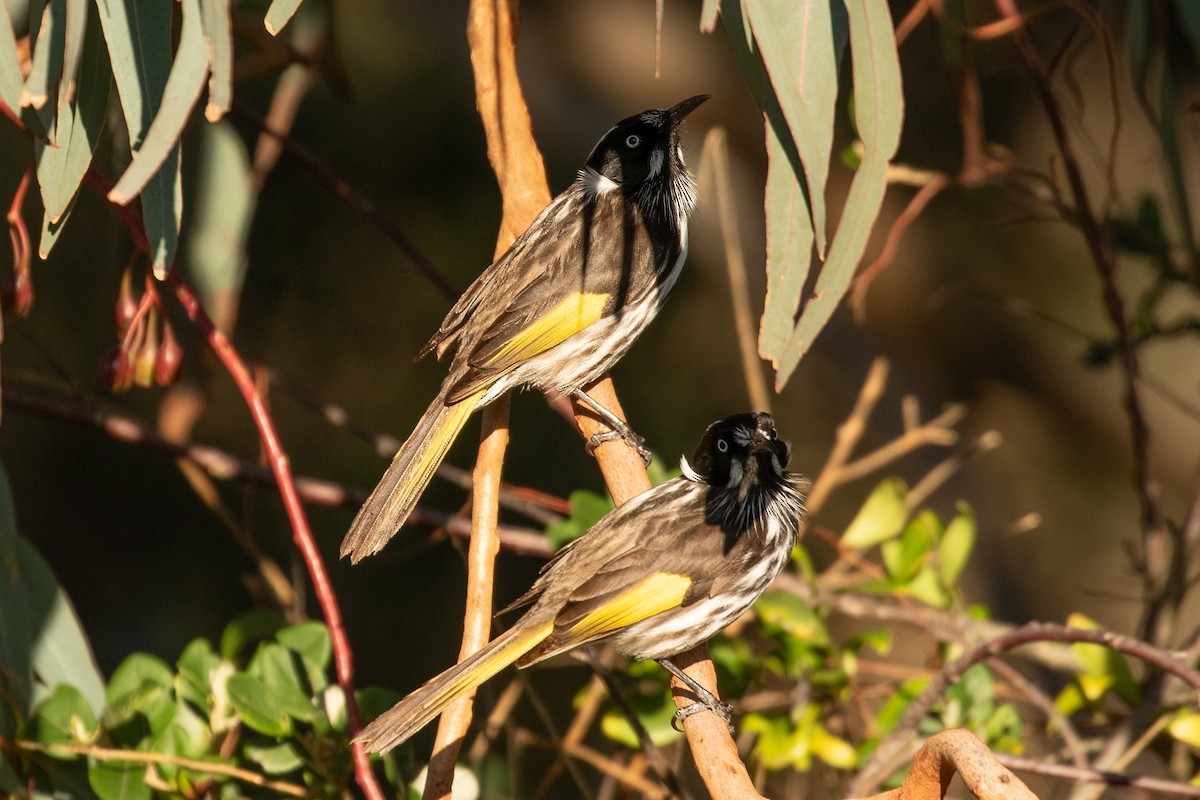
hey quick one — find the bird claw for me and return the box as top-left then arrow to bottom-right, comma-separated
671,699 -> 734,734
585,428 -> 652,465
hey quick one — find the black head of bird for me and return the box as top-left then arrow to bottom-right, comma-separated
581,94 -> 710,213
686,411 -> 798,533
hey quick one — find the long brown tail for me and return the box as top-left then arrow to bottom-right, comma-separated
341,387 -> 485,562
355,618 -> 554,753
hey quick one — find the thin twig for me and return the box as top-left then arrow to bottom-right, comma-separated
1,382 -> 553,556
993,0 -> 1167,647
10,739 -> 307,798
997,754 -> 1200,799
850,621 -> 1200,796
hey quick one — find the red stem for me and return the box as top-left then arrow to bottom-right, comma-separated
81,166 -> 385,800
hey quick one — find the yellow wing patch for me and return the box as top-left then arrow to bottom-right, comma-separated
487,292 -> 609,366
567,572 -> 692,641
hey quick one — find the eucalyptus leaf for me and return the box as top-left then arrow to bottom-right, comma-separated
745,0 -> 842,257
768,0 -> 903,388
36,6 -> 109,237
58,0 -> 85,103
21,0 -> 63,111
264,0 -> 302,35
199,0 -> 231,119
759,87 -> 814,364
0,4 -> 24,113
186,119 -> 254,296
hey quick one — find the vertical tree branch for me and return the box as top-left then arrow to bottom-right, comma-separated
422,1 -> 551,797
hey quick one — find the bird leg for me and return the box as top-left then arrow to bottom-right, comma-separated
570,389 -> 653,465
656,658 -> 734,734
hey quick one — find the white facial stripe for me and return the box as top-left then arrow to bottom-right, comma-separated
727,460 -> 743,489
733,426 -> 753,446
648,148 -> 664,178
578,167 -> 620,197
680,455 -> 703,482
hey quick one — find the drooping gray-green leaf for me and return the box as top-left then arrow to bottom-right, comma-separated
21,0 -> 63,111
769,0 -> 903,388
58,0 -> 86,103
36,6 -> 109,249
699,0 -> 721,32
186,119 -> 254,296
199,0 -> 232,120
264,0 -> 303,35
108,0 -> 207,209
0,4 -> 24,114
758,90 -> 815,364
0,463 -> 105,719
96,0 -> 190,277
746,0 -> 844,258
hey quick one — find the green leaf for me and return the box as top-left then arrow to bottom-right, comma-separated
841,478 -> 908,549
276,621 -> 331,688
872,676 -> 926,735
186,119 -> 255,296
1066,613 -> 1139,706
0,0 -> 25,113
599,693 -> 679,748
199,0 -> 231,120
89,760 -> 150,800
248,642 -> 314,721
58,0 -> 86,103
768,0 -> 904,388
177,638 -> 220,712
938,502 -> 975,588
35,3 -> 109,251
754,591 -> 826,642
745,0 -> 842,259
811,725 -> 857,769
219,609 -> 284,661
226,672 -> 292,737
0,461 -> 105,719
108,0 -> 206,278
758,88 -> 816,365
904,565 -> 950,608
881,510 -> 938,581
21,0 -> 64,110
106,653 -> 173,704
30,683 -> 97,744
699,0 -> 720,33
1169,711 -> 1200,749
264,0 -> 303,35
245,742 -> 305,775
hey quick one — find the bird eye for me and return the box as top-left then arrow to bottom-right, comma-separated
716,438 -> 729,453
625,134 -> 641,148
767,428 -> 778,440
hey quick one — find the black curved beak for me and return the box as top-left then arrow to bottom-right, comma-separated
668,94 -> 711,126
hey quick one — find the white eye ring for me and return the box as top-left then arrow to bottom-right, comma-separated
716,438 -> 729,453
625,134 -> 641,148
767,428 -> 778,440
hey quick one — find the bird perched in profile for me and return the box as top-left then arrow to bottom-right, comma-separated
340,95 -> 710,564
355,412 -> 806,754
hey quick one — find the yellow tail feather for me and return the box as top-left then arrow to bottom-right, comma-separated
356,619 -> 554,754
341,388 -> 485,562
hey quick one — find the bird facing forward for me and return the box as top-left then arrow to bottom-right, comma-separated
355,412 -> 806,754
341,96 -> 710,563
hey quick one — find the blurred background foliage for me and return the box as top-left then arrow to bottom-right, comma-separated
2,0 -> 1200,797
